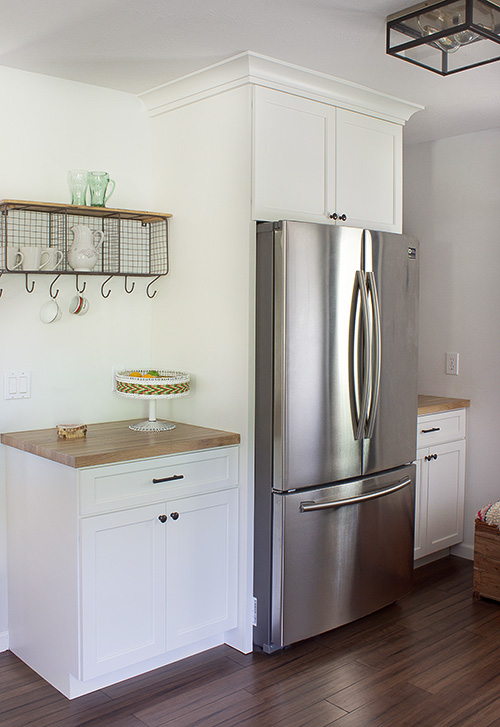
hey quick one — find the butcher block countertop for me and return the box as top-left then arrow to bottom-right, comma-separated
1,420 -> 240,468
418,395 -> 470,416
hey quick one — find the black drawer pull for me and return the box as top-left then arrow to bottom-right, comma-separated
421,427 -> 440,433
152,474 -> 185,484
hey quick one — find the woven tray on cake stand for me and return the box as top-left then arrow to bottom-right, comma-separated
115,370 -> 190,431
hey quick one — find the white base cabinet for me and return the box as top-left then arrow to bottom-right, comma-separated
6,444 -> 239,698
414,410 -> 466,560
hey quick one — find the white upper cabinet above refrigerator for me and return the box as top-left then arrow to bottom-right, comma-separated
252,86 -> 402,233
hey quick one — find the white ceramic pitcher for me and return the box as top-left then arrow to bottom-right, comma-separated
68,225 -> 104,271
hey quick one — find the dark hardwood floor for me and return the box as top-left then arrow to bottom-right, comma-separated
2,555 -> 500,726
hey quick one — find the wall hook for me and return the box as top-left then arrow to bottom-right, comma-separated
0,271 -> 3,298
50,274 -> 61,299
75,275 -> 86,294
124,276 -> 135,294
146,274 -> 165,299
25,273 -> 35,293
101,275 -> 113,299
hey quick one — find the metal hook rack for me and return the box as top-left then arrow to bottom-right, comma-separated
25,273 -> 35,293
124,276 -> 135,294
146,274 -> 165,299
101,275 -> 113,299
49,274 -> 61,299
75,275 -> 86,294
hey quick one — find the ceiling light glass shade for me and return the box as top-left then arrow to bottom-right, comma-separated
387,0 -> 500,74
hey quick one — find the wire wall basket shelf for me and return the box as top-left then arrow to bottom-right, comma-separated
0,200 -> 171,277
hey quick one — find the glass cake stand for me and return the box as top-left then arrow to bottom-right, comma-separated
115,370 -> 190,431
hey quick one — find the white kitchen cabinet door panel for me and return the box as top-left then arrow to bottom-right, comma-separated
413,453 -> 426,559
80,504 -> 166,680
426,440 -> 466,552
335,109 -> 401,233
253,86 -> 335,222
166,489 -> 238,651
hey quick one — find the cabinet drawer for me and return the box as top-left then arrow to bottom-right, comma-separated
417,409 -> 466,448
79,446 -> 239,515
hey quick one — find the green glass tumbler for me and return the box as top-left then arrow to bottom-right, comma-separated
67,169 -> 89,206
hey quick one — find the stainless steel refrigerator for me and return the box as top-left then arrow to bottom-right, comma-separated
254,220 -> 419,653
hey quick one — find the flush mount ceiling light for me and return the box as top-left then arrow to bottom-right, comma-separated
387,0 -> 500,74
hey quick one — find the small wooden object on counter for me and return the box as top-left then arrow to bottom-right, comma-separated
1,419 -> 240,468
473,518 -> 500,602
56,424 -> 87,440
418,395 -> 470,416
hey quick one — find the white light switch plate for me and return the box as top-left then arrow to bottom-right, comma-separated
4,370 -> 31,399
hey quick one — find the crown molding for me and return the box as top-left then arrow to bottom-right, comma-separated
139,51 -> 423,124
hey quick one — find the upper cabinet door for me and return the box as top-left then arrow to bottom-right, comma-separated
335,109 -> 402,233
252,87 -> 336,223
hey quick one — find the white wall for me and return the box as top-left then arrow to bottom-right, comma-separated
0,66 -> 156,646
149,86 -> 254,653
404,127 -> 500,558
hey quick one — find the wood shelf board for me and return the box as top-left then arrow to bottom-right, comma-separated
418,395 -> 470,416
1,420 -> 240,468
0,200 -> 172,223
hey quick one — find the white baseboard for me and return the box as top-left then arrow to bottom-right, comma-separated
0,631 -> 9,652
451,542 -> 474,560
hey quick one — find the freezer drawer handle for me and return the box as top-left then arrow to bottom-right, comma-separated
299,477 -> 412,512
421,427 -> 440,433
152,474 -> 185,484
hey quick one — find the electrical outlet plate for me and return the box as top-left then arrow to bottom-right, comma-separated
445,352 -> 459,376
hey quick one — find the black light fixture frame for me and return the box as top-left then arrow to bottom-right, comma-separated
387,0 -> 500,75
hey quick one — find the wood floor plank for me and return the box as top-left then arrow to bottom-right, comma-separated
326,682 -> 429,727
137,688 -> 265,727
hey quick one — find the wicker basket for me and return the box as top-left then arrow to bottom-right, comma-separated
473,518 -> 500,602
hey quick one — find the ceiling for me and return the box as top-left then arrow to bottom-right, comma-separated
1,0 -> 499,144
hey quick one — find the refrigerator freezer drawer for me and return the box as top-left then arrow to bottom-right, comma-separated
268,465 -> 415,650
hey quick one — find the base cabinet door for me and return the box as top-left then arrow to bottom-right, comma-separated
166,489 -> 239,651
426,439 -> 466,552
413,452 -> 426,559
80,504 -> 167,680
415,437 -> 466,559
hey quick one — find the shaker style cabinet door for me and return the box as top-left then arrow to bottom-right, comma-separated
426,439 -> 466,552
414,436 -> 466,559
165,489 -> 238,651
335,109 -> 402,233
80,504 -> 167,680
252,86 -> 336,223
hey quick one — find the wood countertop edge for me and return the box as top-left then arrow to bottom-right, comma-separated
1,422 -> 240,469
418,395 -> 470,416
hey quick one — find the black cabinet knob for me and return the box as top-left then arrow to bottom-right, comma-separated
170,512 -> 180,521
329,213 -> 338,220
339,214 -> 347,221
158,514 -> 167,523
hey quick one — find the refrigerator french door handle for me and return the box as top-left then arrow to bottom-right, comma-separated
299,477 -> 412,512
365,271 -> 381,440
348,272 -> 361,438
355,270 -> 371,441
